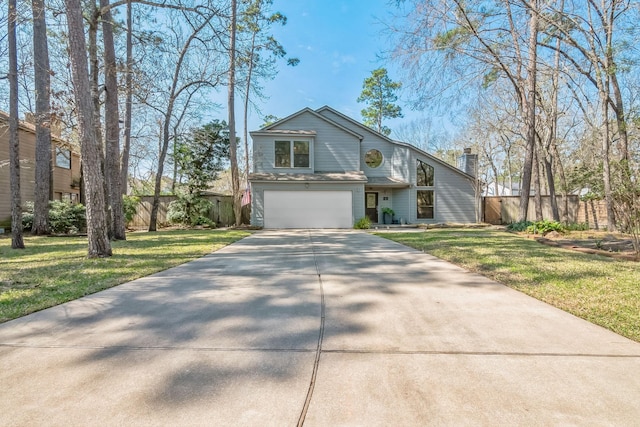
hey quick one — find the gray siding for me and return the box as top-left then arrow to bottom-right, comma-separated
390,188 -> 412,224
252,134 -> 280,172
408,153 -> 477,223
319,109 -> 412,182
267,111 -> 360,172
251,182 -> 365,227
433,167 -> 477,222
251,107 -> 478,226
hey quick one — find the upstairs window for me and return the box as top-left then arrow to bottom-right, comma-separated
417,159 -> 434,186
275,141 -> 290,167
56,147 -> 71,169
275,140 -> 310,168
294,141 -> 310,167
365,149 -> 383,168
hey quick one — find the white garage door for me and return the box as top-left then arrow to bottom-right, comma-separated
264,190 -> 352,228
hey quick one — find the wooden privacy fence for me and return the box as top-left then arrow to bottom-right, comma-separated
483,196 -> 609,228
129,194 -> 247,228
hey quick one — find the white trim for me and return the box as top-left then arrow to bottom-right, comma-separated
272,138 -> 313,171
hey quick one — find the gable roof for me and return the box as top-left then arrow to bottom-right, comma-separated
261,107 -> 364,141
315,106 -> 475,181
316,105 -> 398,144
0,110 -> 76,151
256,106 -> 475,182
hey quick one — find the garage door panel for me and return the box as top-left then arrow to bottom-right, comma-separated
264,191 -> 352,229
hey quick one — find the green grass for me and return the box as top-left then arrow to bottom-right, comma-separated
0,229 -> 250,323
377,229 -> 640,342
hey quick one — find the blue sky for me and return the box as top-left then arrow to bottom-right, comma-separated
235,0 -> 433,137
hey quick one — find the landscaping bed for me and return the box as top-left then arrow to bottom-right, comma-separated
533,230 -> 639,261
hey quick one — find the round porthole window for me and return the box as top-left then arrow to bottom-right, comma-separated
365,149 -> 383,168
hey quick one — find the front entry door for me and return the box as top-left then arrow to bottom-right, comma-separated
365,192 -> 378,223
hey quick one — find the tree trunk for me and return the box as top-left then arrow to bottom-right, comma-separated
609,72 -> 628,162
65,0 -> 112,257
243,33 -> 256,179
149,110 -> 172,232
546,25 -> 562,223
542,152 -> 559,221
590,200 -> 599,230
88,9 -> 103,151
120,0 -> 133,195
31,0 -> 52,236
101,0 -> 126,240
228,0 -> 242,226
552,142 -> 568,222
8,0 -> 24,249
517,2 -> 538,222
533,146 -> 543,221
87,7 -> 110,237
600,89 -> 616,232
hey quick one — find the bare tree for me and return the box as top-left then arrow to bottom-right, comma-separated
31,0 -> 52,235
520,0 -> 539,222
392,117 -> 449,155
121,0 -> 133,195
100,0 -> 126,240
8,0 -> 24,249
148,7 -> 223,231
64,0 -> 112,257
228,0 -> 241,226
392,0 -> 541,221
537,0 -> 638,231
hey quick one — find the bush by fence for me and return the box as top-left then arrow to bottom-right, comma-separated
483,195 -> 609,229
128,194 -> 249,228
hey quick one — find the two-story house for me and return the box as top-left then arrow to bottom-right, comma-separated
249,106 -> 478,228
0,111 -> 81,227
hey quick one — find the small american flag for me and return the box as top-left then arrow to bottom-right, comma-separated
241,186 -> 251,206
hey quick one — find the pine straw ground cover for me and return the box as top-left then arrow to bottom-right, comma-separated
377,229 -> 640,343
0,229 -> 249,323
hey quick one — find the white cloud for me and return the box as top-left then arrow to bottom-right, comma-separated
340,55 -> 356,64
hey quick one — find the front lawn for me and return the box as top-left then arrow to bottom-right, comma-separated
378,229 -> 640,343
0,229 -> 250,323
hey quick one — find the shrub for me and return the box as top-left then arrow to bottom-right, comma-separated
48,200 -> 86,234
525,220 -> 566,235
506,221 -> 532,232
566,222 -> 589,231
21,201 -> 87,234
167,195 -> 215,227
354,217 -> 372,229
22,202 -> 34,231
122,195 -> 140,224
508,220 -> 567,234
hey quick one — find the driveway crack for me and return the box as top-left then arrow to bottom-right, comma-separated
297,231 -> 326,427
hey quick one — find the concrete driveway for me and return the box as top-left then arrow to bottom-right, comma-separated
1,230 -> 639,426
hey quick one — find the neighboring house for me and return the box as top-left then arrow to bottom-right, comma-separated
483,181 -> 521,197
0,111 -> 81,226
249,106 -> 479,228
